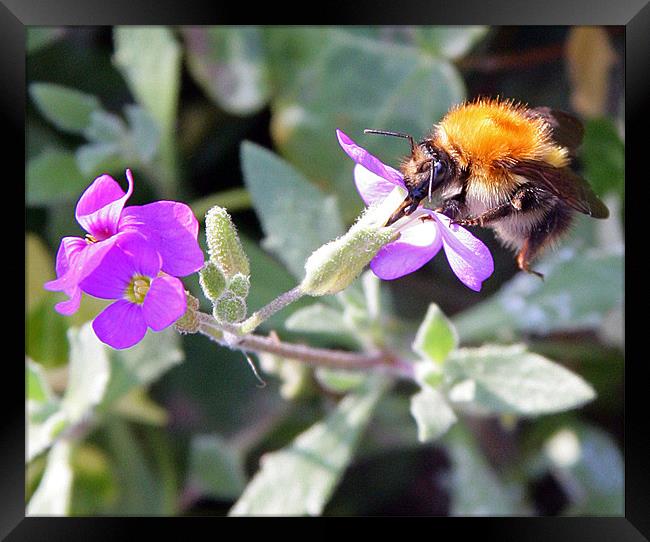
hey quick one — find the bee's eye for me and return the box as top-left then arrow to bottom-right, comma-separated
419,142 -> 434,157
434,160 -> 444,175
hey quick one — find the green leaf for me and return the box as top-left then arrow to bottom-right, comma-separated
60,324 -> 111,425
409,388 -> 457,443
360,270 -> 382,321
27,407 -> 67,463
269,29 -> 465,221
542,424 -> 623,515
314,368 -> 367,394
263,28 -> 327,95
75,142 -> 125,177
30,83 -> 102,134
241,141 -> 345,278
111,389 -> 168,426
412,303 -> 458,364
27,149 -> 88,206
258,353 -> 315,401
69,443 -> 117,515
102,419 -> 167,514
191,188 -> 253,218
111,388 -> 169,427
27,440 -> 74,515
27,27 -> 65,54
445,424 -> 520,515
453,245 -> 624,343
27,358 -> 66,462
183,27 -> 270,115
414,360 -> 444,390
285,303 -> 350,336
581,118 -> 624,199
76,106 -> 159,175
113,26 -> 181,195
415,27 -> 489,59
113,27 -> 180,138
83,110 -> 127,142
124,105 -> 160,163
444,344 -> 596,416
100,328 -> 184,408
27,359 -> 54,404
26,233 -> 55,312
186,434 -> 247,501
230,378 -> 387,516
26,294 -> 70,367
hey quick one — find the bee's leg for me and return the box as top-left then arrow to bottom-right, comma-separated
434,195 -> 466,220
451,201 -> 513,227
452,186 -> 546,227
516,239 -> 545,280
515,199 -> 573,279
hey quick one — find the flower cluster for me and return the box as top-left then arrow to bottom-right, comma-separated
44,170 -> 204,349
336,130 -> 494,291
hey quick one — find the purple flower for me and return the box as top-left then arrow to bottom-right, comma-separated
336,129 -> 494,291
79,232 -> 187,349
44,170 -> 204,314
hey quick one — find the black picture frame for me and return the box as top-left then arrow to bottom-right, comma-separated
9,0 -> 646,537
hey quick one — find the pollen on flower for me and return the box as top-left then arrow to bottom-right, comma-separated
125,275 -> 151,304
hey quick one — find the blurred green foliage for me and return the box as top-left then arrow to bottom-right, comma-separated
26,26 -> 624,517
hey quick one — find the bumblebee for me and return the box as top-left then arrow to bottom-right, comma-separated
366,97 -> 609,277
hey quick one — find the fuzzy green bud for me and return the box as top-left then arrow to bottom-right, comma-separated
199,261 -> 227,301
213,291 -> 247,324
227,272 -> 250,299
205,206 -> 250,277
174,291 -> 201,334
300,225 -> 396,296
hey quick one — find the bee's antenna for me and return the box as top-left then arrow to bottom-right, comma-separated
364,129 -> 415,153
428,163 -> 434,203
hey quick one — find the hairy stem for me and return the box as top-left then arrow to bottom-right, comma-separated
238,286 -> 304,334
197,313 -> 414,379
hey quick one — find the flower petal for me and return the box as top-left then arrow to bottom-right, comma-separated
54,237 -> 87,278
336,129 -> 404,187
353,164 -> 404,206
79,233 -> 161,299
54,288 -> 82,316
45,237 -> 89,315
44,237 -> 119,313
370,217 -> 443,280
92,299 -> 147,349
142,275 -> 187,331
75,170 -> 134,240
118,201 -> 204,277
434,213 -> 494,291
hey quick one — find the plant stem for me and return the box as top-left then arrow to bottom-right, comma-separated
237,286 -> 305,334
197,313 -> 414,379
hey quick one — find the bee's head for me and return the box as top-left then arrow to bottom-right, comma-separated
364,130 -> 452,226
401,141 -> 451,204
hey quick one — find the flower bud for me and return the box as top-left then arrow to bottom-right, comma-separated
199,261 -> 227,301
205,206 -> 250,277
174,291 -> 201,334
300,225 -> 396,296
227,272 -> 250,299
213,291 -> 247,324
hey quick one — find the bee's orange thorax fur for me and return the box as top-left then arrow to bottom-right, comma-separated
433,98 -> 569,177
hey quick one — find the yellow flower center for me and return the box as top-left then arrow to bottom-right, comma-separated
125,275 -> 151,304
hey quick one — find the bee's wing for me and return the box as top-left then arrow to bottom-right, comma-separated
511,160 -> 610,219
526,107 -> 585,155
